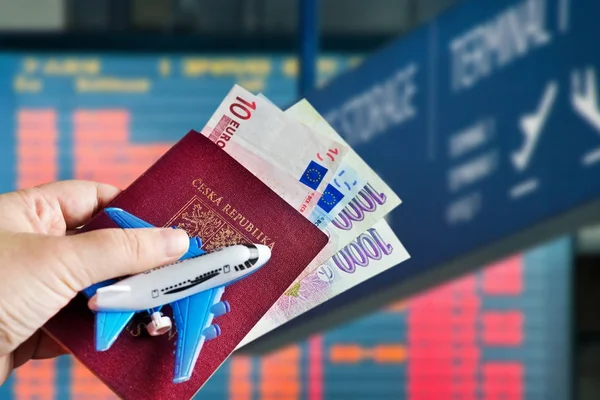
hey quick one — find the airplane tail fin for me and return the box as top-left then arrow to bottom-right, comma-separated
105,207 -> 155,229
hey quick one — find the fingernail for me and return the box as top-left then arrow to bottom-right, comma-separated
160,228 -> 190,258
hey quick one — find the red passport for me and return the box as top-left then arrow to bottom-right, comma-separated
43,130 -> 328,399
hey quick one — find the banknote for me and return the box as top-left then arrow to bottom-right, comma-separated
256,94 -> 368,229
238,219 -> 409,347
200,85 -> 352,227
283,99 -> 403,280
234,98 -> 406,346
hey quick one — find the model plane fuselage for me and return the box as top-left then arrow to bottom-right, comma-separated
88,243 -> 270,312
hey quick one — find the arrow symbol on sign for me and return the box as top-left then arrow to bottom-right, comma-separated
511,81 -> 558,172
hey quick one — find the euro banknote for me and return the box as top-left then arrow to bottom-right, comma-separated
238,219 -> 409,347
235,98 -> 406,346
283,99 -> 403,280
200,85 -> 353,228
256,94 -> 368,228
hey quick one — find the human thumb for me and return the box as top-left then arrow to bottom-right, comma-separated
58,227 -> 190,291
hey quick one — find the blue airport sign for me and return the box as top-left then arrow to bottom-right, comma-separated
245,0 -> 588,350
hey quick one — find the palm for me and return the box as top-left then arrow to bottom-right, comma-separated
0,181 -> 121,377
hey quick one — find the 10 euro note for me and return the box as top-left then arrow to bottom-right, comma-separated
200,85 -> 351,226
238,219 -> 409,347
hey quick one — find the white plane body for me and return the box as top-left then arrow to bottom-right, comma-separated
89,243 -> 271,312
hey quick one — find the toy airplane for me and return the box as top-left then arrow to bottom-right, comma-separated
81,207 -> 271,383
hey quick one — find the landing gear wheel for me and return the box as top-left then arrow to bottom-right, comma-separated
147,311 -> 172,336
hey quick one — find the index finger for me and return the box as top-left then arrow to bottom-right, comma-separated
31,180 -> 122,229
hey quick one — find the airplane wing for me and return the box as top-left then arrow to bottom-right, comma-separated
105,207 -> 205,260
171,286 -> 229,383
94,311 -> 136,351
80,282 -> 135,351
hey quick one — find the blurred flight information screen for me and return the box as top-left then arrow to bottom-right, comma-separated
0,54 -> 572,400
0,53 -> 359,192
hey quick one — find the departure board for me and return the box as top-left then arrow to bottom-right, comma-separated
0,53 -> 572,399
0,53 -> 360,193
0,236 -> 571,400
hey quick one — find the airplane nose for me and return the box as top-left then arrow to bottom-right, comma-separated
255,244 -> 271,264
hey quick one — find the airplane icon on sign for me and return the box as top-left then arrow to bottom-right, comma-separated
571,66 -> 600,166
511,81 -> 558,172
572,67 -> 600,132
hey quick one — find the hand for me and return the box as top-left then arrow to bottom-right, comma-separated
0,180 -> 190,384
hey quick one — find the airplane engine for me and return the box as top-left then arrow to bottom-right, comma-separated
203,324 -> 221,340
211,301 -> 231,317
147,311 -> 172,336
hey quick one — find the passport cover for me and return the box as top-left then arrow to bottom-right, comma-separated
43,130 -> 329,399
